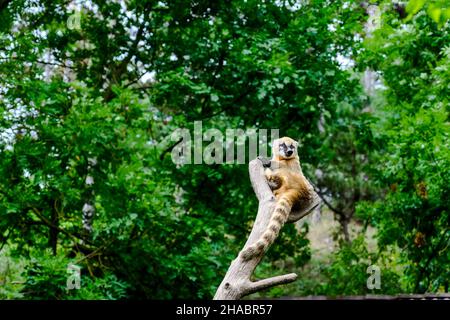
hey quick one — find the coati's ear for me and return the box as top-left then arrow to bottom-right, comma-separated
293,140 -> 299,148
272,138 -> 280,147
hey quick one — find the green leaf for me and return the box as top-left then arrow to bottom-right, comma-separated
210,94 -> 219,102
405,0 -> 426,21
427,5 -> 442,24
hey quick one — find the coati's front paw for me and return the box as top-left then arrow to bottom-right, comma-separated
266,175 -> 282,190
257,156 -> 271,168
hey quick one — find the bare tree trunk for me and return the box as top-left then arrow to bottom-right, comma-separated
49,206 -> 59,256
214,159 -> 321,300
341,217 -> 350,243
82,157 -> 97,240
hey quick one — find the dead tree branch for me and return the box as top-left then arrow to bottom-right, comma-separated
214,158 -> 321,300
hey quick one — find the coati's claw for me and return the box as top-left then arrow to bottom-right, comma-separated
257,156 -> 272,168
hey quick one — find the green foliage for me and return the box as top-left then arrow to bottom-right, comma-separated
22,251 -> 69,300
20,249 -> 128,300
358,3 -> 450,293
317,236 -> 403,296
250,224 -> 311,299
0,0 -> 448,299
267,223 -> 311,266
0,249 -> 24,299
405,0 -> 450,26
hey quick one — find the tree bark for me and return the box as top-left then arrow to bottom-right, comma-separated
49,208 -> 59,256
82,157 -> 97,240
214,158 -> 321,300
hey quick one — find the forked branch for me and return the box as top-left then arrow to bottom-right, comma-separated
214,158 -> 321,300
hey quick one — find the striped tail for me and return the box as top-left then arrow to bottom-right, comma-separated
240,194 -> 293,261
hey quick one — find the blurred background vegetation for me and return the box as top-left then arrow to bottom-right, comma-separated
0,0 -> 448,299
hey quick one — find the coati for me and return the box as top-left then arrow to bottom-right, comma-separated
240,137 -> 311,261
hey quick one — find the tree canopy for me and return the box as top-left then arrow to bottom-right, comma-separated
0,0 -> 448,299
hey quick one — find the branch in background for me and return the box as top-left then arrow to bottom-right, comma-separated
159,137 -> 183,161
75,238 -> 115,264
30,207 -> 93,246
310,181 -> 346,218
103,7 -> 150,101
0,57 -> 78,70
123,69 -> 151,88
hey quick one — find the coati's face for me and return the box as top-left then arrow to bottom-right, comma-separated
273,137 -> 298,159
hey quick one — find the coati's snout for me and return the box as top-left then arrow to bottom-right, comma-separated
272,137 -> 299,159
278,141 -> 296,158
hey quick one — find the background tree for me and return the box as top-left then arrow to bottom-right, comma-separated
356,1 -> 450,293
0,0 -> 448,299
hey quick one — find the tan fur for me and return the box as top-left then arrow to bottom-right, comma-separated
240,137 -> 311,261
